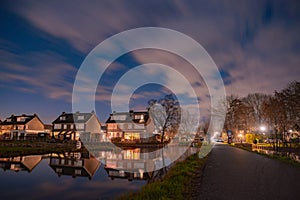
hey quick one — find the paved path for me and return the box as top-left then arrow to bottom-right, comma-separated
196,144 -> 300,200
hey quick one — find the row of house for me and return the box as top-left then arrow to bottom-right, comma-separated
0,110 -> 158,142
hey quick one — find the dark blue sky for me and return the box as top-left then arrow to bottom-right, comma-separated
0,0 -> 299,123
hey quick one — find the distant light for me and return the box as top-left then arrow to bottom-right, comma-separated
238,134 -> 243,138
288,129 -> 293,133
260,126 -> 266,132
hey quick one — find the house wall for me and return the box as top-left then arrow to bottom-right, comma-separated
27,117 -> 44,132
85,114 -> 101,133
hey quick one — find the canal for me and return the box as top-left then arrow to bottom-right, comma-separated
0,146 -> 196,199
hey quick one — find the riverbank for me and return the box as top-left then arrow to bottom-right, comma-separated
231,142 -> 300,167
118,152 -> 208,200
0,140 -> 81,157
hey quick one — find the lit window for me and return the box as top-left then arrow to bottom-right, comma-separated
60,116 -> 66,120
17,117 -> 27,122
134,115 -> 143,119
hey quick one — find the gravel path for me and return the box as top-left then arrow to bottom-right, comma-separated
195,143 -> 300,200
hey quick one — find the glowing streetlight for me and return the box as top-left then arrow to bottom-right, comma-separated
259,126 -> 266,132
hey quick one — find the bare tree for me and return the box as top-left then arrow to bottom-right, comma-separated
178,109 -> 199,141
262,95 -> 287,149
148,94 -> 181,143
261,82 -> 300,148
280,81 -> 300,132
243,93 -> 270,130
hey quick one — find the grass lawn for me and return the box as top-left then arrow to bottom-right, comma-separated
0,140 -> 80,157
118,153 -> 207,200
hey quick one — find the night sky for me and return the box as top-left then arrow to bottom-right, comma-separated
0,0 -> 299,124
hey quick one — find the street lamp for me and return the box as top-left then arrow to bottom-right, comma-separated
259,126 -> 267,143
259,126 -> 266,132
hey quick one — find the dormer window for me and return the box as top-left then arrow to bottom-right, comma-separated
134,114 -> 144,120
60,116 -> 66,120
17,117 -> 27,122
112,115 -> 126,120
77,115 -> 84,120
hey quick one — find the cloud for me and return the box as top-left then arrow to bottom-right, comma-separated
8,0 -> 145,53
2,0 -> 300,117
0,49 -> 77,101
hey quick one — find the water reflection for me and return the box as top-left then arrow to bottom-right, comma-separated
101,146 -> 198,182
49,152 -> 100,179
0,155 -> 42,172
0,146 -> 198,199
252,145 -> 300,163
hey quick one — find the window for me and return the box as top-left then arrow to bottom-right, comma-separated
75,160 -> 82,167
56,168 -> 63,173
70,124 -> 74,129
17,117 -> 27,122
63,124 -> 67,129
76,123 -> 84,130
60,116 -> 66,120
112,114 -> 126,121
134,114 -> 144,120
54,124 -> 61,129
18,125 -> 24,130
75,169 -> 81,175
77,115 -> 84,120
107,124 -> 117,130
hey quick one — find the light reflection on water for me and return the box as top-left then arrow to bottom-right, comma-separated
252,146 -> 300,163
0,152 -> 145,200
0,146 -> 197,199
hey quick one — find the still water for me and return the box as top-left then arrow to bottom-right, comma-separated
0,152 -> 146,200
252,145 -> 300,163
0,146 -> 195,200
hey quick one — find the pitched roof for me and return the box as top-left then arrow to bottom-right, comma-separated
105,110 -> 149,124
1,114 -> 42,125
44,124 -> 53,130
52,112 -> 94,124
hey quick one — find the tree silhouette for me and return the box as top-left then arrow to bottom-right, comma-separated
148,94 -> 181,143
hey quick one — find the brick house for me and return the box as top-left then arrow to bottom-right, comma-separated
105,110 -> 156,142
49,152 -> 100,179
0,155 -> 42,172
0,114 -> 44,140
52,111 -> 104,141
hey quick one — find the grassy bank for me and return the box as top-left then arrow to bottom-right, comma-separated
118,153 -> 207,200
0,140 -> 80,157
